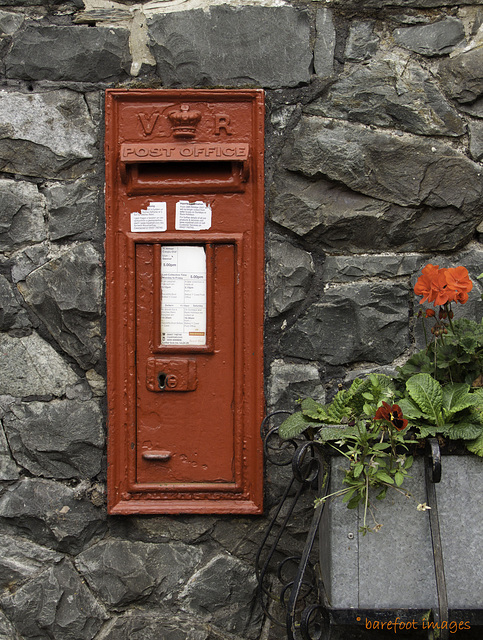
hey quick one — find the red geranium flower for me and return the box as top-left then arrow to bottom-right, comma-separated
414,264 -> 472,307
374,402 -> 408,431
444,266 -> 473,297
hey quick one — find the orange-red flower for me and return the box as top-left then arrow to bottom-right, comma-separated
374,402 -> 408,431
414,264 -> 472,307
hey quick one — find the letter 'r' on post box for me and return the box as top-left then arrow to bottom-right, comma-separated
105,89 -> 265,514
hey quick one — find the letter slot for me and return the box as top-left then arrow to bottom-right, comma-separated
105,89 -> 264,514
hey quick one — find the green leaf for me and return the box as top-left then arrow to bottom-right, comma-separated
353,462 -> 363,478
397,396 -> 426,420
442,383 -> 478,419
301,397 -> 328,420
404,455 -> 414,470
394,471 -> 404,487
447,422 -> 483,441
278,412 -> 319,440
466,431 -> 483,457
375,471 -> 394,484
406,374 -> 443,423
315,425 -> 359,443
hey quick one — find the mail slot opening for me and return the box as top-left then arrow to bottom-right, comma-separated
138,160 -> 234,182
124,160 -> 248,195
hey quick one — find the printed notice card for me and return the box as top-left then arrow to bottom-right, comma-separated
175,200 -> 212,231
161,245 -> 207,346
131,202 -> 167,232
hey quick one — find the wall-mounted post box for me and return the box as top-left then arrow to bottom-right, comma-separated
105,89 -> 264,514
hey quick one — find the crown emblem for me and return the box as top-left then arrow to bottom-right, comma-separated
168,104 -> 202,139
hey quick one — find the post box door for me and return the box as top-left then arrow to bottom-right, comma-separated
105,89 -> 264,514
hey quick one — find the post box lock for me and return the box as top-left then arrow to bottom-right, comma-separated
146,358 -> 197,392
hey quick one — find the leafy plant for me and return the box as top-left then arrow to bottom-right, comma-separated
277,262 -> 483,533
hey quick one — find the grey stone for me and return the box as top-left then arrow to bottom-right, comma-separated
0,178 -> 47,251
0,611 -> 21,640
75,538 -> 202,607
44,180 -> 98,241
321,254 -> 422,282
394,17 -> 465,56
0,420 -> 18,480
0,274 -> 29,330
97,612 -> 209,640
0,559 -> 107,640
0,90 -> 97,180
180,553 -> 261,638
268,360 -> 325,410
0,533 -> 62,590
2,399 -> 104,479
85,369 -> 106,397
0,9 -> 23,35
315,8 -> 336,79
109,515 -> 215,545
469,119 -> 483,161
0,332 -> 79,397
460,95 -> 483,118
0,477 -> 107,553
279,282 -> 409,366
18,243 -> 103,369
147,6 -> 312,88
344,20 -> 379,61
6,24 -> 130,82
267,238 -> 314,317
438,45 -> 483,103
270,171 -> 483,253
329,0 -> 482,6
10,243 -> 49,283
305,53 -> 465,136
283,116 -> 483,210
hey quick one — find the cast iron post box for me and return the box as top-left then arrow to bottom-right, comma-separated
105,89 -> 264,514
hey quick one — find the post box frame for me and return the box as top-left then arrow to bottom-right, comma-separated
105,89 -> 264,515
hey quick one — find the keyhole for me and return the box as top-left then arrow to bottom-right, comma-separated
158,372 -> 167,390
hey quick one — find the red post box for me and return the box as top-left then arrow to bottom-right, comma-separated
105,89 -> 264,514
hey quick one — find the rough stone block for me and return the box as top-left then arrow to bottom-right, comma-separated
147,5 -> 312,88
305,52 -> 465,136
0,178 -> 47,251
0,611 -> 21,640
44,179 -> 99,241
18,243 -> 103,369
394,17 -> 465,56
0,332 -> 79,397
75,538 -> 202,607
0,533 -> 62,590
270,171 -> 482,253
438,45 -> 483,103
314,8 -> 336,79
469,119 -> 483,161
6,24 -> 130,82
2,399 -> 104,479
0,9 -> 23,35
0,478 -> 107,553
283,116 -> 483,211
0,90 -> 96,179
266,237 -> 314,317
179,553 -> 261,638
98,612 -> 209,640
279,282 -> 409,366
10,243 -> 49,283
268,360 -> 325,410
0,274 -> 29,330
0,559 -> 107,640
0,421 -> 18,480
344,20 -> 379,61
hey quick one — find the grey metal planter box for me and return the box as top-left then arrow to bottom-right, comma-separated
320,454 -> 483,611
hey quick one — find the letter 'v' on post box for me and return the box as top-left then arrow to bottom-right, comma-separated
105,89 -> 265,514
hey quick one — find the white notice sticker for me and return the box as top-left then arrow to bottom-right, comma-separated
161,246 -> 206,346
175,200 -> 212,231
131,202 -> 167,232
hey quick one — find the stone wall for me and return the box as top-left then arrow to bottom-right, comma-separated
0,1 -> 482,639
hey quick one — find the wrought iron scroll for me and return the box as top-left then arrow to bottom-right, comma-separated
256,413 -> 330,640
